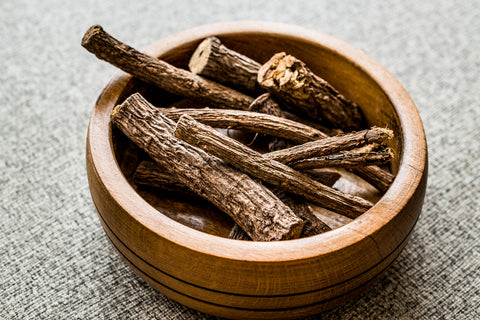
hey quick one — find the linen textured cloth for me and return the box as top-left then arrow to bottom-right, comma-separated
1,0 -> 479,319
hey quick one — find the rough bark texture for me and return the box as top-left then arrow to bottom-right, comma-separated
248,93 -> 289,151
353,165 -> 395,192
81,25 -> 393,192
81,25 -> 254,110
111,93 -> 303,241
159,108 -> 327,144
248,93 -> 283,117
229,187 -> 333,239
265,127 -> 393,164
185,36 -> 294,151
347,142 -> 395,192
186,36 -> 286,150
174,114 -> 373,218
271,187 -> 331,237
160,105 -> 393,190
250,94 -> 340,137
289,150 -> 393,170
257,52 -> 364,130
136,160 -> 341,193
160,105 -> 393,192
280,110 -> 394,191
136,160 -> 333,239
188,36 -> 262,94
186,36 -> 291,151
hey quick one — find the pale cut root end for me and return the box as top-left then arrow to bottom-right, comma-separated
371,126 -> 395,140
188,37 -> 218,74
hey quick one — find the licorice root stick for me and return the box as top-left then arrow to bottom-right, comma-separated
188,36 -> 262,94
82,25 -> 254,110
159,107 -> 327,143
264,128 -> 393,164
257,52 -> 364,130
111,93 -> 303,241
288,150 -> 393,170
174,114 -> 373,218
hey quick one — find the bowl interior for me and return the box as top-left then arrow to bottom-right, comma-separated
109,31 -> 403,238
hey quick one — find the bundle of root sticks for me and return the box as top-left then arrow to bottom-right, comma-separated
82,25 -> 396,242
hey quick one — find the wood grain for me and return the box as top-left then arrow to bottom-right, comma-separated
85,22 -> 427,319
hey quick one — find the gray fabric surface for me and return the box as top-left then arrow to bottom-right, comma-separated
1,0 -> 479,319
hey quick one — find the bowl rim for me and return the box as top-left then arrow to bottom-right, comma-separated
87,21 -> 427,262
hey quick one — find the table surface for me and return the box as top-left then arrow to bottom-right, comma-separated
1,1 -> 479,319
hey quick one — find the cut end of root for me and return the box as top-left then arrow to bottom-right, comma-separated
386,147 -> 396,160
257,52 -> 287,88
367,127 -> 394,143
81,24 -> 103,48
278,219 -> 304,241
111,92 -> 143,122
258,52 -> 305,90
375,127 -> 395,140
188,37 -> 219,74
110,104 -> 121,122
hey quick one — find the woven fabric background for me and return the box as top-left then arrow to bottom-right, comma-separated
1,0 -> 479,319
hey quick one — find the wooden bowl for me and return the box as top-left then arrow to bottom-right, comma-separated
86,21 -> 427,319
